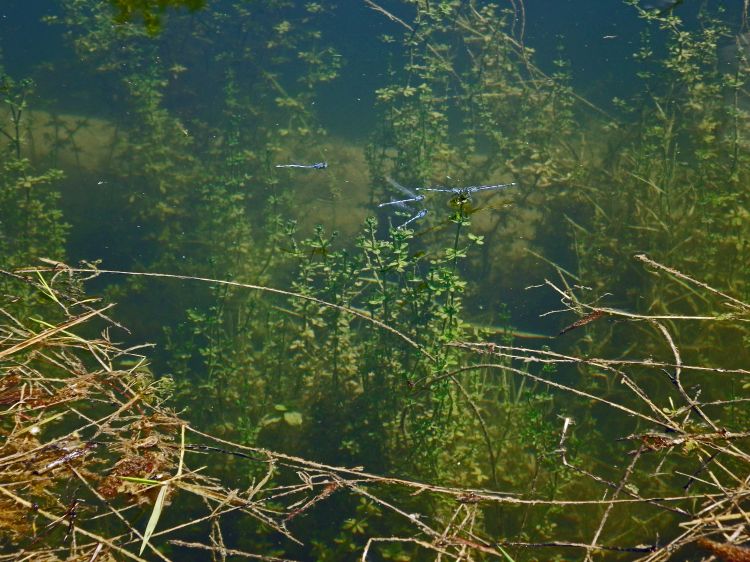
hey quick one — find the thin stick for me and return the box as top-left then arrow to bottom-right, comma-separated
0,306 -> 113,359
167,540 -> 299,561
362,537 -> 453,561
635,254 -> 750,311
21,267 -> 434,362
584,447 -> 644,562
652,321 -> 718,431
420,363 -> 675,429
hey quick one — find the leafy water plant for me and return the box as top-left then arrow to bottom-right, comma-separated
108,0 -> 206,35
0,69 -> 68,315
40,0 -> 343,344
556,2 -> 750,394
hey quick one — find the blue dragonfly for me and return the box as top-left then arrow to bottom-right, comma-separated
417,181 -> 516,218
378,177 -> 515,229
275,161 -> 328,169
416,182 -> 516,200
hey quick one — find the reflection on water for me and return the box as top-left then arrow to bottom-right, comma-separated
2,0 -> 750,560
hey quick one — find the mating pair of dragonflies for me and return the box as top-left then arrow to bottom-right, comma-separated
274,161 -> 515,230
378,176 -> 516,229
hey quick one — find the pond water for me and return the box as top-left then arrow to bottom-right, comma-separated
2,1 -> 749,560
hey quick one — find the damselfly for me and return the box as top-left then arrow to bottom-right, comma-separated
378,195 -> 425,208
383,176 -> 423,203
379,176 -> 429,229
275,162 -> 328,169
397,209 -> 428,230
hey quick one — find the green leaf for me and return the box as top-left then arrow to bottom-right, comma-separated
139,485 -> 168,555
139,425 -> 185,555
497,545 -> 517,562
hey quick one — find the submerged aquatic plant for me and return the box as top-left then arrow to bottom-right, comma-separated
2,0 -> 749,559
560,2 -> 750,382
0,69 -> 68,315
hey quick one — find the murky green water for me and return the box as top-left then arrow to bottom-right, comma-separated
2,1 -> 750,560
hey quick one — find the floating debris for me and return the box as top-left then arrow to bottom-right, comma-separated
558,309 -> 607,336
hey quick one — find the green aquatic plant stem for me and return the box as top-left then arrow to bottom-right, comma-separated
442,203 -> 467,339
0,75 -> 32,160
